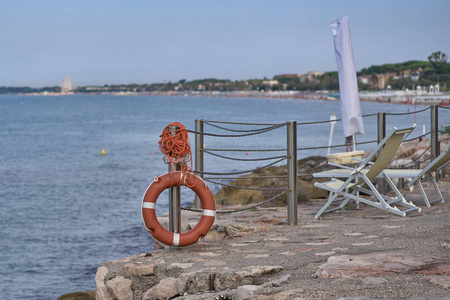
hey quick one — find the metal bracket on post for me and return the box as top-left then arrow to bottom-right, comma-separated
168,125 -> 181,236
287,121 -> 298,225
194,119 -> 204,209
377,112 -> 386,194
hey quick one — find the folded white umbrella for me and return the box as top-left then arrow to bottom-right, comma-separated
330,15 -> 364,139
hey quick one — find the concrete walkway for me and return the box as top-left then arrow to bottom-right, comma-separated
96,180 -> 450,300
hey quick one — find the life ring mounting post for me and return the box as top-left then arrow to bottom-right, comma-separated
168,124 -> 182,235
141,171 -> 216,247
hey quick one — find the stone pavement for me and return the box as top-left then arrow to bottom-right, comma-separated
95,180 -> 450,300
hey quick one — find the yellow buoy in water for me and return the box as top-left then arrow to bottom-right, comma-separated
101,148 -> 106,155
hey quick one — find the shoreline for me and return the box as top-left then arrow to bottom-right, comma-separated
5,90 -> 450,106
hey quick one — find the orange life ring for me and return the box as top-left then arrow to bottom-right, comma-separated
141,172 -> 215,247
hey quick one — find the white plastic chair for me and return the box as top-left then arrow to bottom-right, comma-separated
314,125 -> 421,218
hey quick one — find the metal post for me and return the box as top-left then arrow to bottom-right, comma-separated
195,119 -> 204,209
377,112 -> 386,194
430,105 -> 440,181
287,121 -> 298,225
377,112 -> 386,148
430,105 -> 439,161
168,125 -> 181,234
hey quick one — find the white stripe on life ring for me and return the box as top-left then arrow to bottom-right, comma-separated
202,209 -> 216,217
142,202 -> 155,209
172,233 -> 180,247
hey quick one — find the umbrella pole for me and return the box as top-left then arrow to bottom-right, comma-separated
328,113 -> 337,154
352,133 -> 356,151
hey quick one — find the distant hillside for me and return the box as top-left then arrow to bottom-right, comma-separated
1,53 -> 449,94
359,60 -> 432,75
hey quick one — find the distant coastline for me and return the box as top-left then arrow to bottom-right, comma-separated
9,89 -> 450,106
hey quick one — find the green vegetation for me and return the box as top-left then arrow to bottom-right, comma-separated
1,52 -> 449,95
428,51 -> 448,74
357,52 -> 449,91
359,60 -> 429,75
0,86 -> 61,94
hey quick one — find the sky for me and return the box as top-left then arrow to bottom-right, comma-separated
1,0 -> 449,87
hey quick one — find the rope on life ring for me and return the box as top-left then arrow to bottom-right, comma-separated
141,171 -> 216,247
158,122 -> 197,187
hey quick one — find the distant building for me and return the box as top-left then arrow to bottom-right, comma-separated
376,73 -> 395,90
274,71 -> 323,83
61,76 -> 72,93
262,80 -> 279,87
274,74 -> 299,79
411,73 -> 420,82
358,75 -> 370,85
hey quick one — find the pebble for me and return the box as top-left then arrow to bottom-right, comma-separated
361,235 -> 379,239
314,251 -> 336,256
306,242 -> 332,246
265,237 -> 290,241
198,252 -> 221,257
279,251 -> 297,256
244,254 -> 270,259
332,247 -> 349,252
351,242 -> 375,246
382,225 -> 404,229
344,232 -> 365,237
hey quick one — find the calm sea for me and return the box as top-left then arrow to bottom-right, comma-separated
0,94 -> 446,299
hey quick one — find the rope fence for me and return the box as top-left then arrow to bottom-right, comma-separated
182,190 -> 288,214
181,104 -> 450,220
203,149 -> 288,162
385,106 -> 431,115
187,122 -> 287,137
194,157 -> 286,176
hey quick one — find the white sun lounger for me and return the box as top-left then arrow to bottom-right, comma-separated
404,142 -> 450,206
314,142 -> 450,208
313,125 -> 421,218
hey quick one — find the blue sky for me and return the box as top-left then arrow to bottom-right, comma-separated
1,0 -> 449,87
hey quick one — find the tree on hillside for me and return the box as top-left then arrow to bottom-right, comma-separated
428,51 -> 448,74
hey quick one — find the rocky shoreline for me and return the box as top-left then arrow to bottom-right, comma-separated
59,135 -> 450,300
76,182 -> 449,300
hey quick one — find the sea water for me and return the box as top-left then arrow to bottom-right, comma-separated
0,94 -> 446,299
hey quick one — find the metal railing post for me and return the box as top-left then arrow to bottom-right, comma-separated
431,105 -> 439,160
377,112 -> 386,193
195,119 -> 204,209
287,121 -> 298,225
431,105 -> 440,181
168,125 -> 181,234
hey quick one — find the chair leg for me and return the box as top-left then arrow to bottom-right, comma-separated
314,187 -> 356,218
430,177 -> 445,204
360,173 -> 390,209
383,173 -> 406,201
355,173 -> 420,215
417,180 -> 431,207
315,191 -> 340,219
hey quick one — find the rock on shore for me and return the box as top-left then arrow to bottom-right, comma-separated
214,156 -> 331,207
95,253 -> 284,300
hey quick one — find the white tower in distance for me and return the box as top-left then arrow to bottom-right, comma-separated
61,76 -> 72,93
